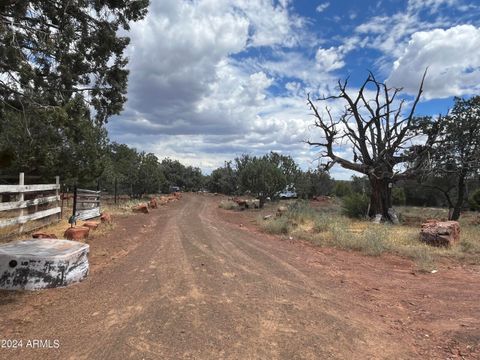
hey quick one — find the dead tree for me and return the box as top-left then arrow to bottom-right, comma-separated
307,72 -> 439,223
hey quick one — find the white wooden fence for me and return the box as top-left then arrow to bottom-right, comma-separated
0,173 -> 61,238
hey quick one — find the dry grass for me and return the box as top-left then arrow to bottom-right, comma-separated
258,200 -> 480,270
219,200 -> 240,210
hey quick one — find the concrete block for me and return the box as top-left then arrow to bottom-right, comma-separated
0,239 -> 89,290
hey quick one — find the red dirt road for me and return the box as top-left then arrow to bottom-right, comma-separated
0,194 -> 479,359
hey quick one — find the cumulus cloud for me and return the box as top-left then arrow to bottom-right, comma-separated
387,25 -> 480,98
108,0 -> 324,174
353,0 -> 474,61
315,47 -> 345,72
106,0 -> 480,180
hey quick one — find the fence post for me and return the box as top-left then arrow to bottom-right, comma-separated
55,176 -> 60,221
72,183 -> 77,227
18,172 -> 24,234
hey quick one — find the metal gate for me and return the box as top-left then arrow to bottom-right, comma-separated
72,186 -> 101,222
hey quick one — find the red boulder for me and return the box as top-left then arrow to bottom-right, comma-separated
132,203 -> 149,214
100,212 -> 112,223
149,197 -> 158,209
83,221 -> 100,230
64,226 -> 90,241
420,220 -> 460,247
32,232 -> 57,239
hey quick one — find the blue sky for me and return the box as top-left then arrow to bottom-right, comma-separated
108,0 -> 480,179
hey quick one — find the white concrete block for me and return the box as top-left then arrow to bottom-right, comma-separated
0,239 -> 89,290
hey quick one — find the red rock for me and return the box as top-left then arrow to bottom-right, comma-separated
173,192 -> 182,199
32,232 -> 57,239
100,212 -> 112,223
132,203 -> 149,214
158,197 -> 168,206
83,221 -> 100,230
420,220 -> 460,247
149,197 -> 158,209
233,198 -> 247,209
64,226 -> 90,241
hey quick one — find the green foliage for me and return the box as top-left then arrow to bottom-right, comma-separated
159,159 -> 204,193
295,168 -> 334,199
0,96 -> 107,185
235,152 -> 294,205
262,217 -> 291,234
0,0 -> 149,123
0,1 -> 149,186
207,162 -> 237,195
334,181 -> 352,197
469,189 -> 480,211
342,193 -> 369,219
392,187 -> 406,206
98,146 -> 205,196
402,179 -> 444,207
426,96 -> 480,219
350,175 -> 370,195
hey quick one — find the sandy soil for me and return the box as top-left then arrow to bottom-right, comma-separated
0,193 -> 478,359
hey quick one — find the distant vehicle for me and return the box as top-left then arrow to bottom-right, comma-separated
169,186 -> 180,193
278,190 -> 297,199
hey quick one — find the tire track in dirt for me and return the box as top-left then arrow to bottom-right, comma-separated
2,194 -> 477,359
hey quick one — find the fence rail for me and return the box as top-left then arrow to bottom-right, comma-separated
0,173 -> 61,238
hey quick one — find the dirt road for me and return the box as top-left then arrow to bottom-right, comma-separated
0,194 -> 479,359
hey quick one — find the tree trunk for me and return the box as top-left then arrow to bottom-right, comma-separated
450,175 -> 466,221
259,196 -> 266,208
368,177 -> 397,223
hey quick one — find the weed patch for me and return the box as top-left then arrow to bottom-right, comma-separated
258,200 -> 480,266
219,200 -> 240,210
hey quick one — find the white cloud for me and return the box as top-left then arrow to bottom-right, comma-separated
408,0 -> 458,13
108,0 -> 331,175
315,47 -> 345,72
316,2 -> 330,13
106,0 -> 480,180
353,0 -> 469,63
387,25 -> 480,99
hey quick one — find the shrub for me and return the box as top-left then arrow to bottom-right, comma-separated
219,200 -> 239,210
392,187 -> 406,206
342,193 -> 370,219
287,200 -> 316,221
334,182 -> 352,197
469,188 -> 480,211
262,217 -> 292,234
